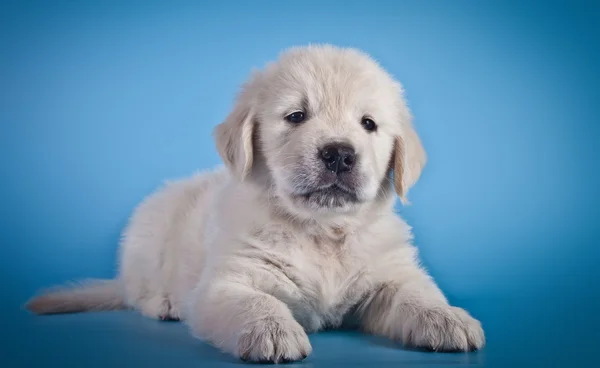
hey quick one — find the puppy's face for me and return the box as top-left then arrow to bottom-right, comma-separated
215,45 -> 426,217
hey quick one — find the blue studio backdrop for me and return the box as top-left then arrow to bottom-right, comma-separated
1,1 -> 599,367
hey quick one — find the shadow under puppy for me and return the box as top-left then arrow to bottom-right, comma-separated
26,44 -> 485,363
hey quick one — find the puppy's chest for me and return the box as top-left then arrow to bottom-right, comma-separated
254,226 -> 372,330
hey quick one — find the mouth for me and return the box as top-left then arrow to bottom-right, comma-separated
297,183 -> 359,208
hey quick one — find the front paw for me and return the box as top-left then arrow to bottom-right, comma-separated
237,316 -> 312,363
402,306 -> 485,352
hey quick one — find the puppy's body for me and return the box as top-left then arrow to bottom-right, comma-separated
122,168 -> 416,327
27,45 -> 484,363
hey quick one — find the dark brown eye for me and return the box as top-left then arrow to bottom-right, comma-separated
285,111 -> 306,124
361,117 -> 377,132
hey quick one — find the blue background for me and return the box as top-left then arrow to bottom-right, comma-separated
1,0 -> 599,367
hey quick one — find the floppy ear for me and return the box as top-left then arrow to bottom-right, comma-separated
213,74 -> 260,181
393,111 -> 427,204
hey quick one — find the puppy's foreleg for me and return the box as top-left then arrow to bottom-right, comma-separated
186,281 -> 311,363
358,260 -> 485,352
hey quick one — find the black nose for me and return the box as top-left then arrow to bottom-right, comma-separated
319,143 -> 356,173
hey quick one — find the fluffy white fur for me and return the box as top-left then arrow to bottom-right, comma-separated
26,45 -> 485,363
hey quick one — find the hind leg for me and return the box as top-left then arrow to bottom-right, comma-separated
121,265 -> 181,321
138,294 -> 180,321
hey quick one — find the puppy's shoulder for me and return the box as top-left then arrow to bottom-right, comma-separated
127,166 -> 228,225
359,208 -> 413,251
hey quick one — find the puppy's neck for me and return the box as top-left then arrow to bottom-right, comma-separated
239,166 -> 396,245
266,188 -> 389,245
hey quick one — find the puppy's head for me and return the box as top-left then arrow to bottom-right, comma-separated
215,45 -> 426,217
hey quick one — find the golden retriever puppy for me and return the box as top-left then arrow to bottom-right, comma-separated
27,44 -> 485,363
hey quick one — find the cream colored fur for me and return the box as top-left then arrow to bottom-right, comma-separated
26,45 -> 484,363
